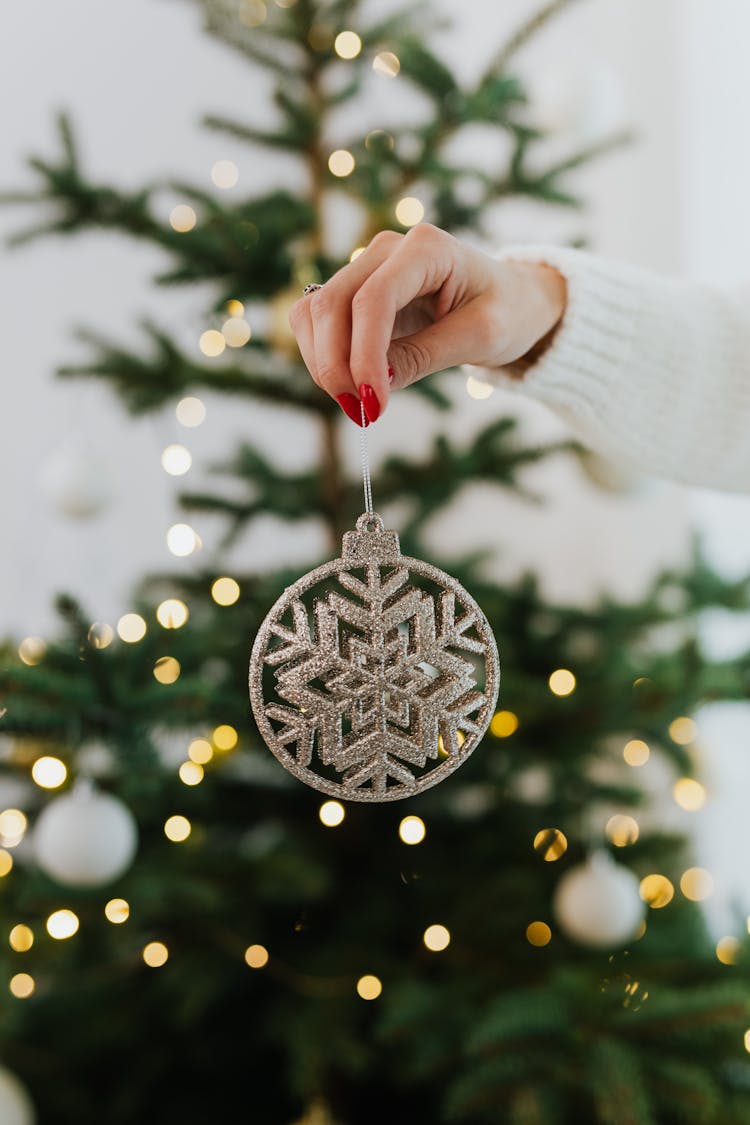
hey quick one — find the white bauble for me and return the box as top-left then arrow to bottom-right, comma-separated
529,61 -> 625,143
0,1065 -> 35,1125
40,446 -> 111,519
34,784 -> 137,887
553,852 -> 645,949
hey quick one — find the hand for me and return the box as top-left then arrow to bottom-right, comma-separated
288,223 -> 567,425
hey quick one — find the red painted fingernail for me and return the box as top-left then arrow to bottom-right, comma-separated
336,393 -> 365,427
359,384 -> 381,423
388,365 -> 395,383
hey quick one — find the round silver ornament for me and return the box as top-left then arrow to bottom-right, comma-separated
249,512 -> 500,802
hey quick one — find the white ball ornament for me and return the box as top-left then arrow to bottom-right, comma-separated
0,1065 -> 35,1125
34,783 -> 138,887
40,446 -> 111,519
553,851 -> 645,949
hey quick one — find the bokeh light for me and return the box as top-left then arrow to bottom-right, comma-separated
245,944 -> 269,968
399,815 -> 425,845
153,657 -> 181,685
716,936 -> 740,965
533,828 -> 567,861
176,397 -> 206,427
673,778 -> 707,811
47,909 -> 79,940
211,160 -> 239,189
465,373 -> 494,400
490,710 -> 518,738
88,622 -> 114,649
669,716 -> 697,745
328,149 -> 355,177
623,739 -> 650,767
395,197 -> 424,227
117,614 -> 147,643
199,329 -> 226,357
161,444 -> 192,476
423,924 -> 450,952
211,577 -> 240,606
156,599 -> 189,629
164,815 -> 191,842
179,761 -> 204,786
18,636 -> 46,666
356,974 -> 382,1000
606,814 -> 639,847
31,756 -> 67,790
222,317 -> 252,347
334,30 -> 361,58
9,925 -> 34,953
680,867 -> 714,901
143,941 -> 169,968
167,524 -> 199,557
548,669 -> 576,696
319,801 -> 345,827
526,921 -> 552,947
105,899 -> 130,924
373,51 -> 400,77
188,739 -> 213,765
169,205 -> 196,232
213,725 -> 238,751
639,874 -> 674,909
9,973 -> 34,999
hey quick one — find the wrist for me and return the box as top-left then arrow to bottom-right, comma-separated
500,261 -> 567,380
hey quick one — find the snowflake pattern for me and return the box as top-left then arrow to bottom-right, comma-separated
249,514 -> 500,801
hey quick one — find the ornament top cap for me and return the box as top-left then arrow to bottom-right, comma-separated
342,511 -> 401,565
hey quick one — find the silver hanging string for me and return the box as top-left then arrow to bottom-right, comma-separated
360,401 -> 374,516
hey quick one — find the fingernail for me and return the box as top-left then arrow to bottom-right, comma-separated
388,365 -> 395,383
359,384 -> 381,423
336,393 -> 365,427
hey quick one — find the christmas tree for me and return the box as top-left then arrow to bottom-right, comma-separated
2,1 -> 750,1122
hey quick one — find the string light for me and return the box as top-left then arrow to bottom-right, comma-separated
169,205 -> 196,232
423,924 -> 450,952
245,944 -> 269,968
373,51 -> 400,77
0,810 -> 27,848
117,613 -> 147,643
161,444 -> 192,476
673,778 -> 707,811
211,160 -> 239,189
31,756 -> 67,790
199,329 -> 226,357
176,397 -> 206,427
104,898 -> 130,924
606,814 -> 639,847
156,599 -> 189,629
0,851 -> 13,877
349,246 -> 365,262
395,197 -> 424,227
548,669 -> 576,696
188,739 -> 213,765
222,317 -> 252,347
88,622 -> 114,649
154,657 -> 181,685
490,710 -> 518,738
669,716 -> 697,745
319,801 -> 345,827
166,523 -> 199,557
9,973 -> 34,999
334,30 -> 361,58
465,373 -> 494,400
164,815 -> 191,842
716,936 -> 740,965
639,874 -> 674,909
46,909 -> 79,940
356,974 -> 382,1000
226,299 -> 245,317
526,921 -> 552,947
143,941 -> 169,968
398,815 -> 425,845
213,724 -> 238,751
328,149 -> 355,177
623,739 -> 650,767
533,828 -> 567,861
680,867 -> 714,901
211,577 -> 240,606
179,761 -> 204,786
18,636 -> 46,665
239,0 -> 267,27
9,925 -> 34,952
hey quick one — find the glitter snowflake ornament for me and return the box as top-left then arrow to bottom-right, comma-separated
249,511 -> 500,802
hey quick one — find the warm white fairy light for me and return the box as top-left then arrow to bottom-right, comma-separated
716,936 -> 740,965
166,523 -> 199,557
526,921 -> 552,947
9,925 -> 34,953
673,778 -> 707,811
176,397 -> 206,427
188,739 -> 213,765
117,614 -> 147,643
423,924 -> 450,952
356,974 -> 382,1000
0,810 -> 27,848
680,867 -> 714,902
164,815 -> 191,842
623,739 -> 650,766
179,761 -> 204,786
18,636 -> 46,666
154,657 -> 181,685
222,317 -> 252,347
399,815 -> 425,845
465,373 -> 494,400
211,577 -> 240,606
161,444 -> 192,476
245,944 -> 269,968
349,246 -> 366,262
373,51 -> 400,77
669,716 -> 697,745
211,160 -> 239,189
239,0 -> 267,27
88,622 -> 114,649
46,909 -> 79,940
199,329 -> 226,358
156,599 -> 189,629
104,898 -> 130,924
395,197 -> 424,227
213,724 -> 238,751
639,874 -> 674,909
328,149 -> 355,177
490,710 -> 518,738
548,668 -> 576,696
169,205 -> 197,233
606,814 -> 639,847
9,973 -> 34,999
31,756 -> 67,790
334,30 -> 361,58
143,941 -> 169,968
319,801 -> 345,827
0,851 -> 13,877
226,299 -> 245,317
533,828 -> 567,861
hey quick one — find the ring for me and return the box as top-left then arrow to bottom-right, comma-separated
303,283 -> 323,296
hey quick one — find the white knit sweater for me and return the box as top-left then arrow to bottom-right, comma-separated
488,244 -> 750,493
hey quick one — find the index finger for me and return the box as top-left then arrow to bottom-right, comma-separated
349,224 -> 458,409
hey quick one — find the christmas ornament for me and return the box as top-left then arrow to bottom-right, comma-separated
33,782 -> 138,887
552,851 -> 645,949
250,328 -> 500,801
40,445 -> 111,519
0,1065 -> 35,1125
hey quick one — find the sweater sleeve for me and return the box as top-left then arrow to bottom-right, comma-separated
484,243 -> 750,493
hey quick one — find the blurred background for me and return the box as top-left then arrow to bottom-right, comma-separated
2,1 -> 750,1121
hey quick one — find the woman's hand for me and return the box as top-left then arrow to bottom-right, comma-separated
288,223 -> 567,425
